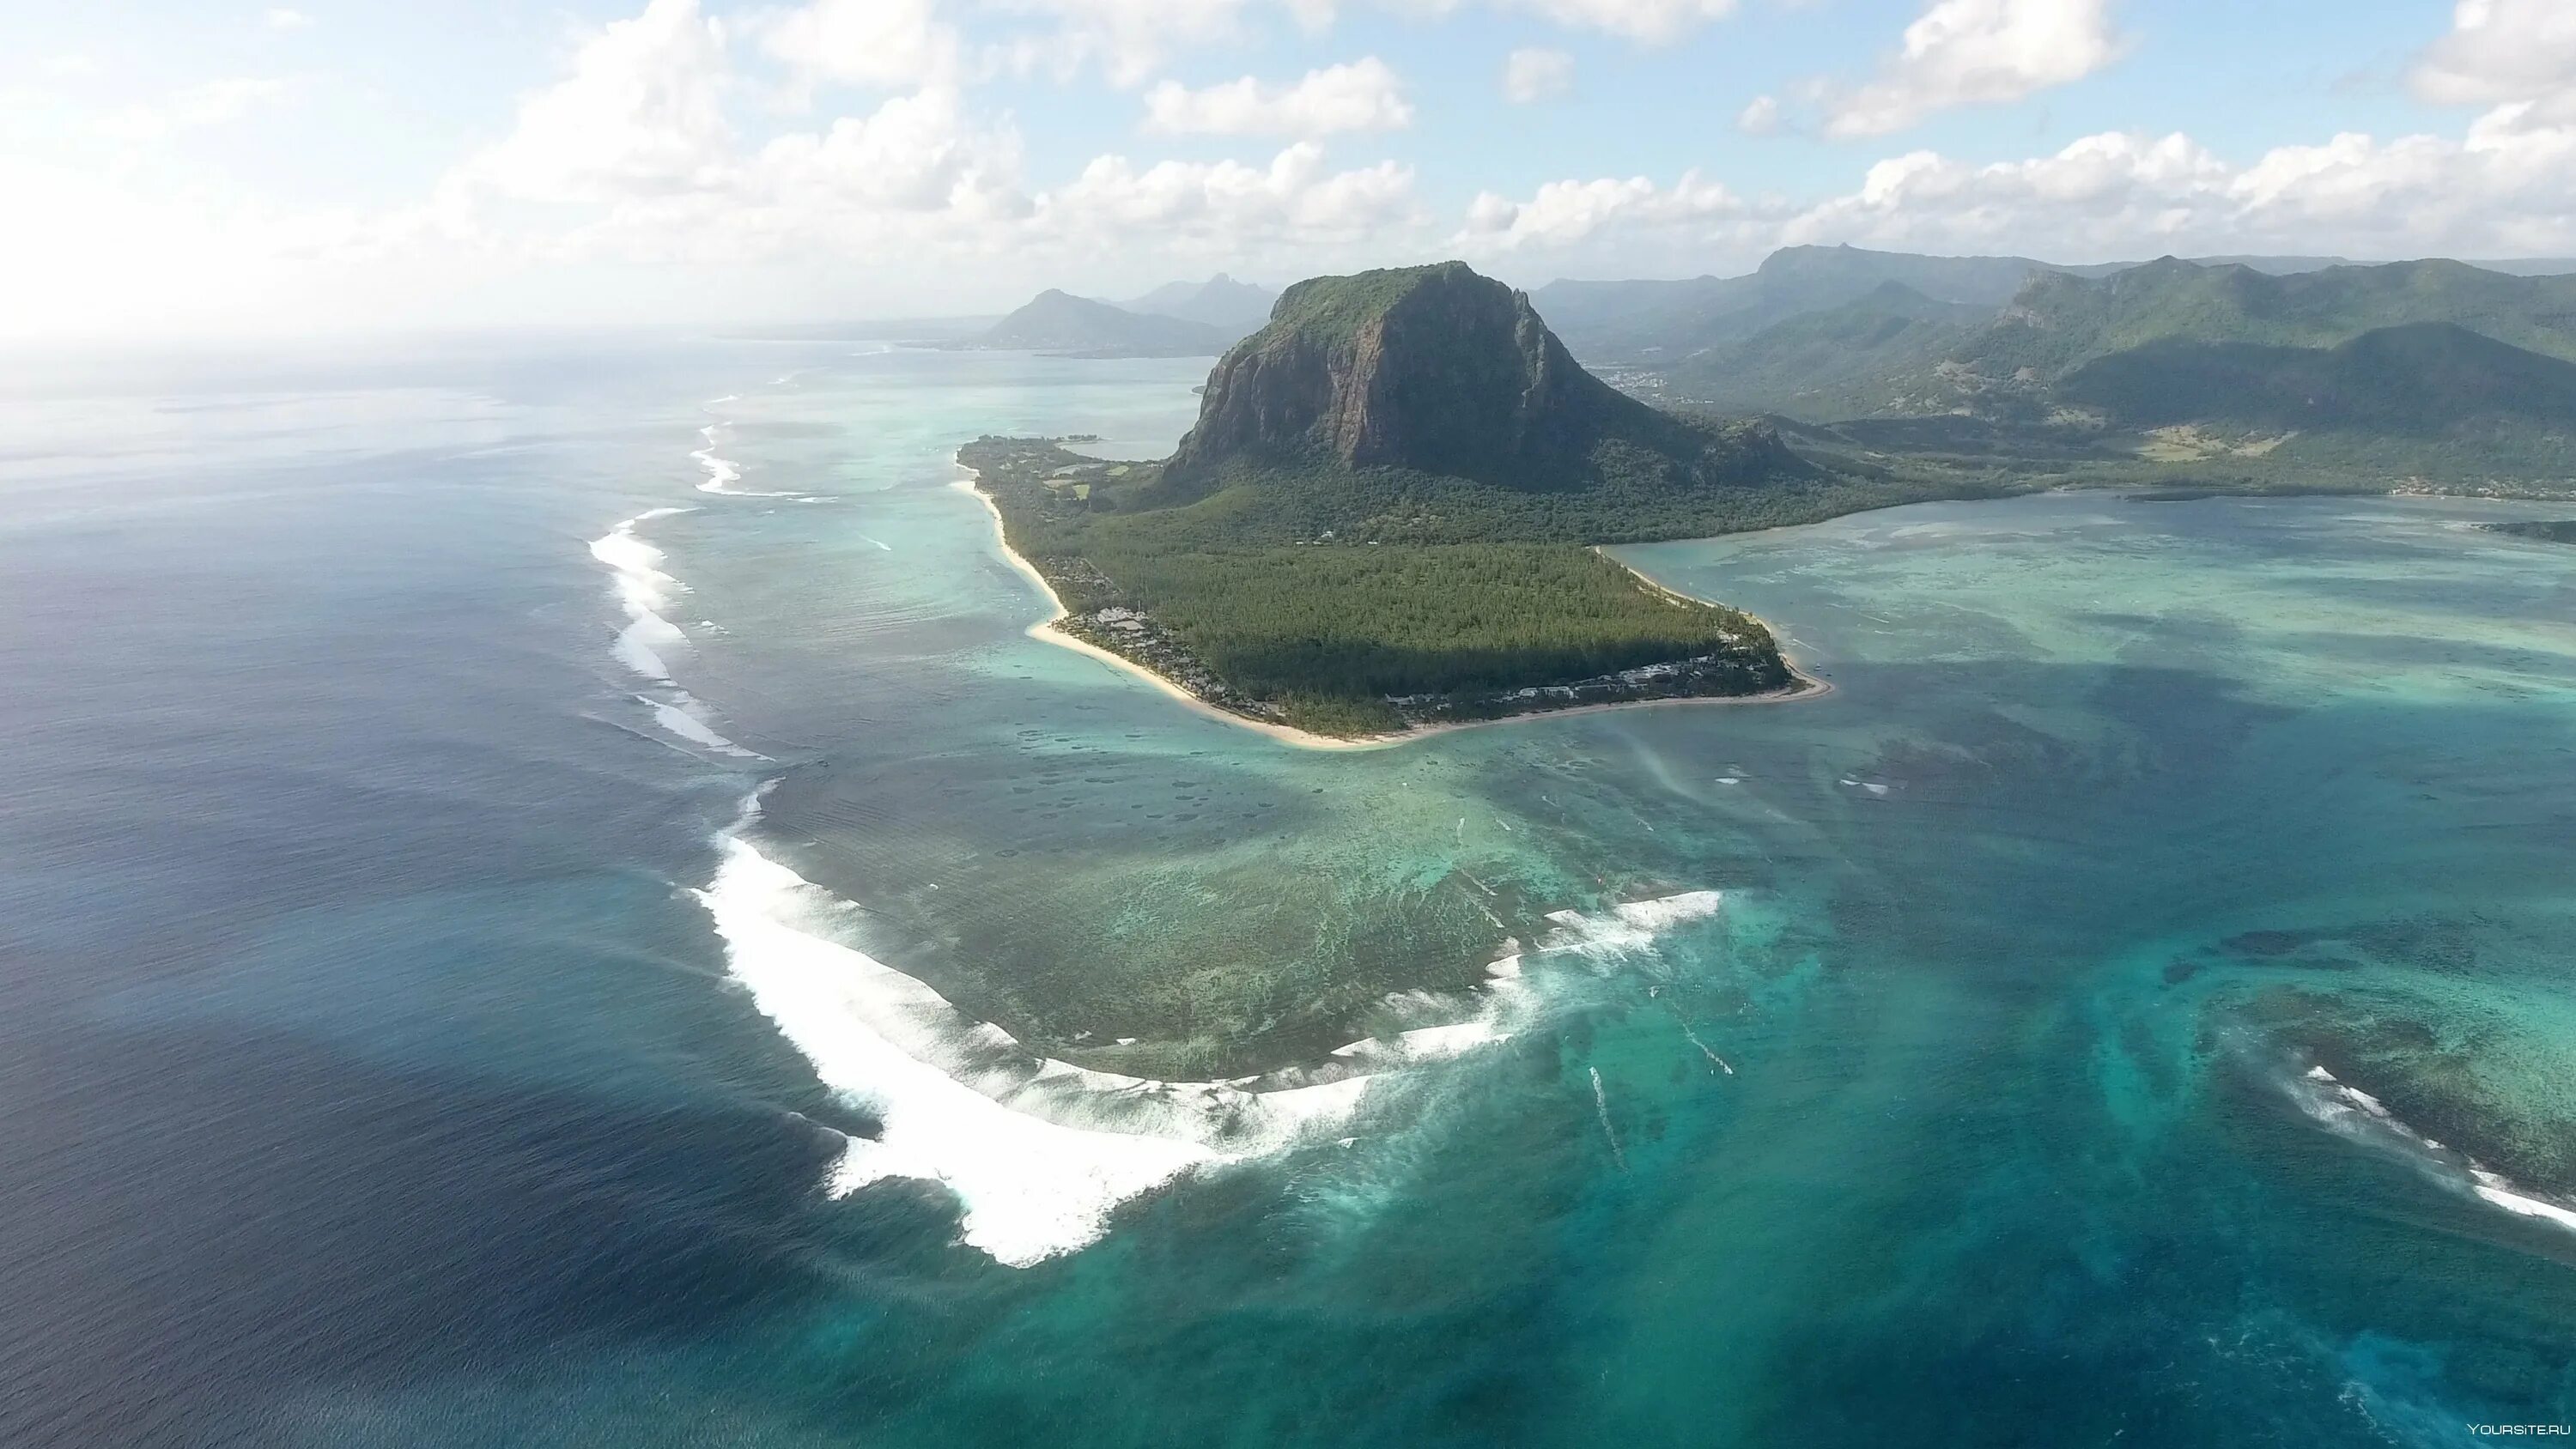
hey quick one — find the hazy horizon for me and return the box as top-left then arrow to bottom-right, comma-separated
9,0 -> 2576,344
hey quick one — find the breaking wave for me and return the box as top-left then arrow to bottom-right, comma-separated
589,508 -> 694,682
698,795 -> 1726,1266
2287,1063 -> 2576,1237
586,506 -> 768,759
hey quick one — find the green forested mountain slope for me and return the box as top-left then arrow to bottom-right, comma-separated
2057,323 -> 2576,433
1658,282 -> 1987,418
1959,258 -> 2576,381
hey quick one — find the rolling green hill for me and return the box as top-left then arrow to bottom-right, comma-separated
1958,257 -> 2576,385
1543,244 -> 2066,363
2058,323 -> 2576,433
1659,281 -> 1986,418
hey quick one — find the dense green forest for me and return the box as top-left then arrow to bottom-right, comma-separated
963,435 -> 1801,734
1089,543 -> 1767,695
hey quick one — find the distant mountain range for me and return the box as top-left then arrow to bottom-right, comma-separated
1124,274 -> 1278,333
953,276 -> 1279,357
1533,245 -> 2069,362
981,242 -> 2575,485
1535,247 -> 2576,483
963,290 -> 1235,357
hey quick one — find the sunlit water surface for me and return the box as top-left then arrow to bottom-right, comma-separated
3,340 -> 2573,1447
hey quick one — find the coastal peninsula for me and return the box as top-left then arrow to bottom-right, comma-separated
957,263 -> 1856,743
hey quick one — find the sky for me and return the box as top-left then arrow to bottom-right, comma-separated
4,0 -> 2574,341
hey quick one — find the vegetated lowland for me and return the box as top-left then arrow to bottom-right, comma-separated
962,262 -> 1978,735
1571,246 -> 2576,499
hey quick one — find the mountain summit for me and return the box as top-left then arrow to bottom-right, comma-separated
970,289 -> 1231,357
1166,261 -> 1791,498
1126,273 -> 1278,333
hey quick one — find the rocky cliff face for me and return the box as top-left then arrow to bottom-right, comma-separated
1165,262 -> 1656,488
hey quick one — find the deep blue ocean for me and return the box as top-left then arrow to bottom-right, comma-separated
3,336 -> 2573,1447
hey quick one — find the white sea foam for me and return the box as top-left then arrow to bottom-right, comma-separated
691,446 -> 746,494
1591,1066 -> 1626,1172
2289,1064 -> 2576,1240
590,510 -> 698,681
638,693 -> 767,760
1497,890 -> 1724,968
702,821 -> 1728,1266
1327,1020 -> 1509,1070
696,828 -> 1410,1266
691,433 -> 812,500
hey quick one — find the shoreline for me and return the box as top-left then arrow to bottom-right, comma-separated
955,466 -> 1831,753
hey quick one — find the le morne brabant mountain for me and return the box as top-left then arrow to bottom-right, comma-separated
961,247 -> 2576,737
960,262 -> 1936,738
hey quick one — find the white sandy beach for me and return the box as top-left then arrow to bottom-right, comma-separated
955,466 -> 1831,752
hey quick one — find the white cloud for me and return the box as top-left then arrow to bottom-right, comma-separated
751,86 -> 1024,213
2412,0 -> 2576,120
449,0 -> 732,202
264,8 -> 314,29
42,53 -> 101,79
100,76 -> 292,142
1736,94 -> 1779,134
1044,142 -> 1418,243
988,0 -> 1270,88
1143,58 -> 1412,136
420,0 -> 1413,286
1462,108 -> 2576,269
1493,0 -> 1735,43
46,0 -> 2576,345
1460,171 -> 1752,249
1824,0 -> 2125,137
1503,47 -> 1576,104
755,0 -> 958,94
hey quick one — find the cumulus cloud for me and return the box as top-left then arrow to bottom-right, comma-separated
1461,171 -> 1753,250
422,0 -> 1417,282
989,0 -> 1273,88
1736,94 -> 1779,134
449,0 -> 732,202
1494,0 -> 1736,42
1824,0 -> 2124,137
1045,142 -> 1418,244
99,76 -> 293,142
1461,106 -> 2576,268
264,8 -> 314,30
2412,0 -> 2576,120
45,0 -> 2576,343
1143,58 -> 1413,136
755,0 -> 958,94
751,87 -> 1025,214
1503,48 -> 1576,104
